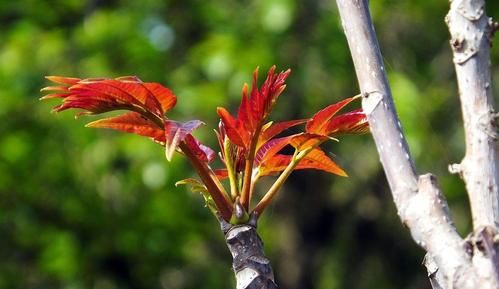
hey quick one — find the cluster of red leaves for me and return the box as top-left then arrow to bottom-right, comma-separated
41,67 -> 368,222
215,67 -> 368,213
41,76 -> 214,162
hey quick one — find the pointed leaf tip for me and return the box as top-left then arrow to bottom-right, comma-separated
82,112 -> 165,144
114,75 -> 142,82
306,96 -> 363,135
165,146 -> 174,162
45,76 -> 81,85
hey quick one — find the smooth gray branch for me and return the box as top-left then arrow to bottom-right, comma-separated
333,0 -> 495,288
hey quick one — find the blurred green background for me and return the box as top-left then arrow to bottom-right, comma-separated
1,0 -> 498,288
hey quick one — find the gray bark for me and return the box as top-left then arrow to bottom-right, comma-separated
334,0 -> 499,288
221,218 -> 278,289
445,1 -> 499,287
446,0 -> 499,230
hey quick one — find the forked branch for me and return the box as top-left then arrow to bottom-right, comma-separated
333,0 -> 499,288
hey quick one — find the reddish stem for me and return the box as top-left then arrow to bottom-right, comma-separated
240,124 -> 263,211
145,114 -> 233,220
179,142 -> 233,221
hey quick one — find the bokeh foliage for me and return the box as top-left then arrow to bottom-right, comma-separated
1,0 -> 498,288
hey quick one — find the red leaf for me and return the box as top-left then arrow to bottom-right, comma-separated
254,136 -> 293,166
295,148 -> 347,176
85,112 -> 165,143
259,154 -> 291,176
325,109 -> 369,136
45,76 -> 81,85
238,84 -> 256,135
216,107 -> 247,147
289,133 -> 328,151
217,66 -> 291,150
85,113 -> 211,161
52,91 -> 132,114
258,119 -> 306,146
251,66 -> 290,121
259,148 -> 347,177
184,134 -> 215,163
216,121 -> 247,173
70,79 -> 163,117
143,82 -> 177,113
214,168 -> 229,181
41,76 -> 177,125
306,96 -> 361,135
164,120 -> 205,161
113,76 -> 177,113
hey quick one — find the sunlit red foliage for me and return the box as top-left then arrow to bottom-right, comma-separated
41,75 -> 213,161
42,67 -> 368,222
216,66 -> 290,150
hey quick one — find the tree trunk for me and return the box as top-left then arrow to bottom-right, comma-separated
334,0 -> 499,288
221,218 -> 278,289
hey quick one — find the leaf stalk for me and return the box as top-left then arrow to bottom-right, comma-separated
223,137 -> 240,200
178,141 -> 233,220
240,124 -> 263,211
253,147 -> 312,216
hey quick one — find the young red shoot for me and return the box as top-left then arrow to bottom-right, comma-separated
41,67 -> 368,224
41,76 -> 233,220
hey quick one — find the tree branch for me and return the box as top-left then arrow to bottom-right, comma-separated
445,0 -> 499,230
333,1 -> 482,288
220,216 -> 278,289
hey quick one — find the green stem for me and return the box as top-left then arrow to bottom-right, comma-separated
253,147 -> 312,216
253,135 -> 330,216
224,137 -> 239,199
248,171 -> 261,208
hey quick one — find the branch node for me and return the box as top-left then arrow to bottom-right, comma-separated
472,227 -> 498,257
418,173 -> 438,187
450,35 -> 479,64
447,0 -> 486,64
449,163 -> 464,177
417,173 -> 454,224
361,91 -> 383,115
478,109 -> 499,140
451,36 -> 466,51
487,17 -> 499,45
463,238 -> 474,257
456,0 -> 484,21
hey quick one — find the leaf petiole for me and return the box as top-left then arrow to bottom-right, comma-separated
223,137 -> 240,200
252,137 -> 327,216
240,124 -> 263,211
253,148 -> 306,216
178,141 -> 233,220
